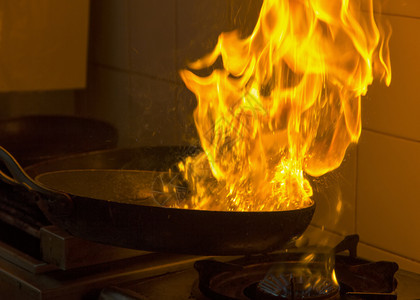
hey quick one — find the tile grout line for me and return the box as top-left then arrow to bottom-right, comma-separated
309,225 -> 420,265
126,0 -> 134,148
174,0 -> 181,125
310,224 -> 358,240
174,0 -> 179,74
92,63 -> 181,88
359,239 -> 420,265
380,11 -> 420,20
363,127 -> 420,144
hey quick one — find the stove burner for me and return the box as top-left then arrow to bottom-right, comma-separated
257,272 -> 339,299
195,258 -> 340,300
195,235 -> 398,300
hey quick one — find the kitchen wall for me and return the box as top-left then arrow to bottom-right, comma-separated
77,0 -> 209,146
0,0 -> 89,92
79,0 -> 420,272
0,1 -> 89,117
76,0 -> 268,147
0,90 -> 76,118
356,2 -> 420,273
311,1 -> 420,274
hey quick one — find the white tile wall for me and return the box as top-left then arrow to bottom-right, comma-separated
358,242 -> 420,274
0,90 -> 75,117
176,0 -> 229,71
129,74 -> 184,146
357,9 -> 420,267
377,0 -> 420,18
0,1 -> 89,91
77,66 -> 131,146
305,225 -> 420,274
363,14 -> 420,142
90,0 -> 130,70
310,146 -> 357,236
128,0 -> 177,82
357,130 -> 420,261
175,84 -> 199,145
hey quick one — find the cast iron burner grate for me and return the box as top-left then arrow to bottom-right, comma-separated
195,235 -> 398,300
256,271 -> 339,299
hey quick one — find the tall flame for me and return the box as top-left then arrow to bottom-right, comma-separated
178,0 -> 391,211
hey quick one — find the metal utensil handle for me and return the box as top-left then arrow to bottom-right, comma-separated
0,146 -> 69,199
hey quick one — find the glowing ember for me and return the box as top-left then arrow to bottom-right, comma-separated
177,0 -> 391,211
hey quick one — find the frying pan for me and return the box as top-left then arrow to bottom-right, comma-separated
0,146 -> 315,255
0,115 -> 118,235
25,146 -> 197,177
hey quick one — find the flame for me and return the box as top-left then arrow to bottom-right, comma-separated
258,251 -> 339,298
177,0 -> 391,211
331,269 -> 338,286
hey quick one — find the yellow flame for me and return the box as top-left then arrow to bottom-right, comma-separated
332,268 -> 339,287
178,0 -> 391,211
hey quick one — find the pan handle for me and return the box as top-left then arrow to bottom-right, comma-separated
0,146 -> 73,216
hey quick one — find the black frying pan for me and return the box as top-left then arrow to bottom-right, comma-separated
0,115 -> 119,235
0,146 -> 315,255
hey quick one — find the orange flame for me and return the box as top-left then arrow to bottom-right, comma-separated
178,0 -> 391,211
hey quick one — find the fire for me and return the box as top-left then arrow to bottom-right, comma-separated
177,0 -> 391,211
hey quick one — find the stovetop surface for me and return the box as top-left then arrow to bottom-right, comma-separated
100,266 -> 420,300
1,225 -> 420,300
2,240 -> 420,300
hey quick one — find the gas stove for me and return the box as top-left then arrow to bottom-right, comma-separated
0,159 -> 419,299
99,266 -> 420,300
98,235 -> 420,300
1,217 -> 419,300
